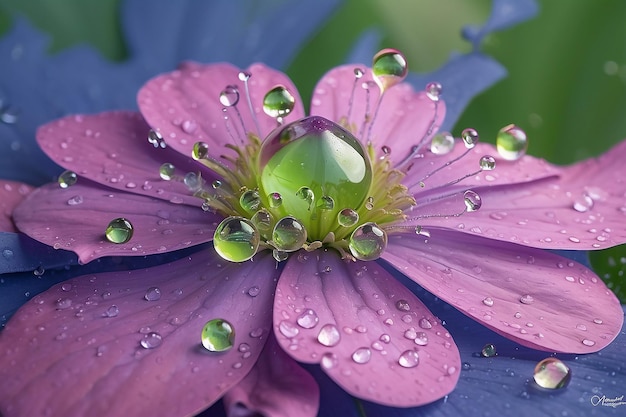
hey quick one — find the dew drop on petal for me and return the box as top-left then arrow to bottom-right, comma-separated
213,216 -> 259,262
144,287 -> 161,301
58,170 -> 78,188
105,218 -> 134,244
140,332 -> 163,349
219,85 -> 240,107
104,305 -> 119,318
419,318 -> 433,329
481,343 -> 497,357
338,208 -> 359,227
348,222 -> 387,261
201,319 -> 235,352
582,339 -> 596,347
430,132 -> 455,155
296,309 -> 319,329
317,324 -> 341,347
159,163 -> 175,180
372,48 -> 408,91
272,216 -> 307,252
239,190 -> 261,213
519,294 -> 535,305
263,86 -> 295,118
192,141 -> 209,160
247,286 -> 260,297
497,124 -> 528,161
533,358 -> 571,389
321,352 -> 338,370
479,155 -> 496,170
463,190 -> 482,212
395,299 -> 410,312
414,332 -> 429,346
279,320 -> 300,339
482,297 -> 494,307
398,350 -> 420,368
425,81 -> 443,102
351,347 -> 372,364
461,128 -> 479,149
268,192 -> 283,208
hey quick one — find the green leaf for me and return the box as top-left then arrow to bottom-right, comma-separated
590,245 -> 626,303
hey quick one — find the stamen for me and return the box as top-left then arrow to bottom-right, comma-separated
346,68 -> 364,125
238,71 -> 263,137
219,85 -> 247,144
358,81 -> 376,139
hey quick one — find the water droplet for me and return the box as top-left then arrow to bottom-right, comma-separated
582,339 -> 596,347
247,286 -> 260,297
105,218 -> 134,244
296,309 -> 319,329
251,209 -> 273,232
414,332 -> 428,346
268,192 -> 283,208
239,190 -> 261,213
349,222 -> 387,261
321,352 -> 338,369
219,85 -> 240,107
572,194 -> 594,213
464,190 -> 482,212
278,320 -> 299,339
140,332 -> 163,349
184,172 -> 201,191
337,208 -> 359,227
395,299 -> 410,311
593,318 -> 603,325
379,334 -> 391,343
533,358 -> 571,389
317,324 -> 341,347
104,305 -> 119,318
519,294 -> 534,305
296,186 -> 315,207
148,129 -> 165,148
482,297 -> 494,307
272,216 -> 307,252
372,48 -> 408,91
263,85 -> 295,118
67,195 -> 83,205
479,155 -> 496,170
398,350 -> 420,368
2,249 -> 14,260
159,163 -> 175,180
419,318 -> 433,329
351,347 -> 372,364
461,128 -> 479,149
55,298 -> 72,310
144,287 -> 161,301
496,124 -> 528,161
425,81 -> 442,101
58,170 -> 77,188
353,68 -> 364,78
317,195 -> 335,210
213,216 -> 259,262
201,319 -> 235,352
430,132 -> 455,155
192,142 -> 209,160
481,343 -> 497,357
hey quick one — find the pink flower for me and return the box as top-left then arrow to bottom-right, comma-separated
1,50 -> 625,417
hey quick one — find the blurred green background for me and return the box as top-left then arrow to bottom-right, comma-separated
0,0 -> 624,299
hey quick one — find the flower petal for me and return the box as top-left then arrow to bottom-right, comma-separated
36,111 -> 209,207
383,230 -> 624,354
273,250 -> 460,407
138,62 -> 305,161
311,65 -> 445,162
0,250 -> 278,417
13,182 -> 217,263
223,335 -> 320,417
0,180 -> 31,232
413,140 -> 626,251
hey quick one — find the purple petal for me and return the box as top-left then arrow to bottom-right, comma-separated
36,111 -> 210,206
223,335 -> 320,417
311,65 -> 444,162
273,250 -> 460,407
383,231 -> 623,353
13,182 -> 217,263
413,140 -> 626,251
0,250 -> 278,417
0,180 -> 31,232
138,62 -> 305,162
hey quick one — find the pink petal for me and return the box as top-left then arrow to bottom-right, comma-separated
37,111 -> 206,207
310,65 -> 445,161
273,250 -> 460,407
383,230 -> 624,354
408,140 -> 626,251
13,182 -> 218,263
0,250 -> 278,417
0,180 -> 32,232
223,335 -> 320,417
138,62 -> 305,160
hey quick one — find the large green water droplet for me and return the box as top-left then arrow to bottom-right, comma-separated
372,49 -> 408,91
263,86 -> 295,118
259,116 -> 372,238
201,319 -> 235,352
272,216 -> 307,252
105,218 -> 134,244
348,222 -> 387,261
496,124 -> 528,161
213,216 -> 259,262
239,190 -> 261,213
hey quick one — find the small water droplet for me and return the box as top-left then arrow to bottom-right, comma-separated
419,318 -> 433,329
337,208 -> 359,227
351,347 -> 372,364
67,195 -> 84,205
482,297 -> 494,307
239,190 -> 261,213
263,86 -> 295,118
317,324 -> 341,347
140,332 -> 163,349
55,298 -> 72,310
201,319 -> 235,352
395,299 -> 410,312
144,287 -> 161,301
414,332 -> 428,346
481,343 -> 497,357
348,222 -> 387,261
464,190 -> 482,212
272,216 -> 307,252
372,48 -> 408,91
192,141 -> 209,160
321,352 -> 338,369
519,294 -> 534,305
104,305 -> 119,318
425,81 -> 442,101
247,286 -> 260,297
159,163 -> 175,180
430,132 -> 455,155
268,192 -> 283,208
296,309 -> 319,329
398,349 -> 420,368
582,339 -> 596,347
461,128 -> 479,149
497,124 -> 527,161
104,217 -> 134,244
479,155 -> 496,170
58,170 -> 77,188
533,358 -> 571,389
278,320 -> 299,338
219,85 -> 240,107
